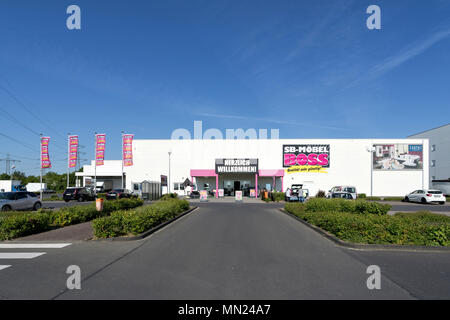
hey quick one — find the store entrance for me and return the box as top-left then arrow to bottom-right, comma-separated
233,181 -> 240,195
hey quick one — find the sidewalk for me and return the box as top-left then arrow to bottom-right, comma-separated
13,222 -> 94,242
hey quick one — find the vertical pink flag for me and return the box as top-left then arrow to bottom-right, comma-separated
123,134 -> 134,166
68,135 -> 78,168
95,134 -> 106,166
41,137 -> 51,169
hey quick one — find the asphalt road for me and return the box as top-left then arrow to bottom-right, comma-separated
0,203 -> 449,299
387,201 -> 450,213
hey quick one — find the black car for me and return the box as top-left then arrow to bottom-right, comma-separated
63,187 -> 96,202
106,189 -> 135,200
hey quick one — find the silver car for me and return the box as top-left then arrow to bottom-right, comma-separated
0,192 -> 42,211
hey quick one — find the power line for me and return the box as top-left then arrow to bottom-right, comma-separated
0,82 -> 67,141
0,132 -> 36,152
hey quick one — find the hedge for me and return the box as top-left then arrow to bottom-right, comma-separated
0,198 -> 144,240
285,204 -> 450,246
92,198 -> 190,238
301,198 -> 391,215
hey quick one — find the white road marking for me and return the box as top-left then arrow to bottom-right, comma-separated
0,265 -> 11,271
0,243 -> 71,249
0,252 -> 46,259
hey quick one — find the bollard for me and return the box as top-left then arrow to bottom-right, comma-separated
96,198 -> 104,211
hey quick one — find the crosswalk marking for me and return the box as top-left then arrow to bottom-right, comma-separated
0,252 -> 46,259
0,243 -> 71,249
0,265 -> 11,271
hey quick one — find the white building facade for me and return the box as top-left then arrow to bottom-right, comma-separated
78,138 -> 429,198
409,123 -> 450,195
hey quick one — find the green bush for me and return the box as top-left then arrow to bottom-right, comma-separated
304,198 -> 391,215
358,193 -> 366,199
0,198 -> 144,240
315,190 -> 326,198
382,197 -> 405,201
272,192 -> 285,202
160,193 -> 179,201
285,204 -> 450,246
364,196 -> 382,201
92,198 -> 190,238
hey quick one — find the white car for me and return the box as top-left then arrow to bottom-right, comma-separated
404,189 -> 446,205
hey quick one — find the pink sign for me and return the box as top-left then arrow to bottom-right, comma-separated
95,134 -> 106,166
41,137 -> 51,169
69,135 -> 78,168
122,134 -> 134,167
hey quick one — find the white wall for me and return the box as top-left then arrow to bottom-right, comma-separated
122,138 -> 428,197
409,124 -> 450,185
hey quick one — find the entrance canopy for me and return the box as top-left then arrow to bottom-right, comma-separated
190,169 -> 284,198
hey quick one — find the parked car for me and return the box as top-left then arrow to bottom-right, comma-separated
106,189 -> 135,200
63,187 -> 96,202
327,186 -> 357,199
0,192 -> 42,211
331,192 -> 354,200
404,189 -> 446,204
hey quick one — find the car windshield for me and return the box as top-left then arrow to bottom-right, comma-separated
0,192 -> 15,200
428,191 -> 443,194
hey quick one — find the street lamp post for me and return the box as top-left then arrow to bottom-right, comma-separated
168,151 -> 172,194
367,146 -> 376,197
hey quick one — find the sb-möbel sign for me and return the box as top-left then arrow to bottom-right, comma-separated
283,145 -> 330,167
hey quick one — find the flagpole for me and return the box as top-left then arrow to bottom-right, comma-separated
121,131 -> 124,189
39,133 -> 43,201
67,133 -> 70,188
94,132 -> 97,193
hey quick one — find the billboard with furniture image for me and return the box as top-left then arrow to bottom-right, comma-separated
373,144 -> 423,170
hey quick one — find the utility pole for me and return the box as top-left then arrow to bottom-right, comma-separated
0,154 -> 21,175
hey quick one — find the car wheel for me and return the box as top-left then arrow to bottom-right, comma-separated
33,202 -> 42,211
1,205 -> 11,212
440,202 -> 445,205
404,197 -> 409,202
64,199 -> 70,203
421,198 -> 427,204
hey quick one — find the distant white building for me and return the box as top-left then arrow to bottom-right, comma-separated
409,123 -> 450,195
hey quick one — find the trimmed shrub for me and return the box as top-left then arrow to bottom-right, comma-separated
315,190 -> 326,198
365,196 -> 382,201
0,198 -> 144,240
358,193 -> 366,199
160,193 -> 179,201
305,198 -> 391,215
92,198 -> 190,238
382,197 -> 405,201
285,204 -> 450,246
272,192 -> 285,202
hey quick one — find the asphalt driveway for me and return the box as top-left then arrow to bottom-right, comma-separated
1,202 -> 449,299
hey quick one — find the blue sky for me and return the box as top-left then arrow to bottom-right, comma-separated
0,0 -> 449,175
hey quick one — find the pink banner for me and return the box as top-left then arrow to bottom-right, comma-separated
68,135 -> 78,168
95,134 -> 106,166
123,134 -> 134,167
41,137 -> 51,169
